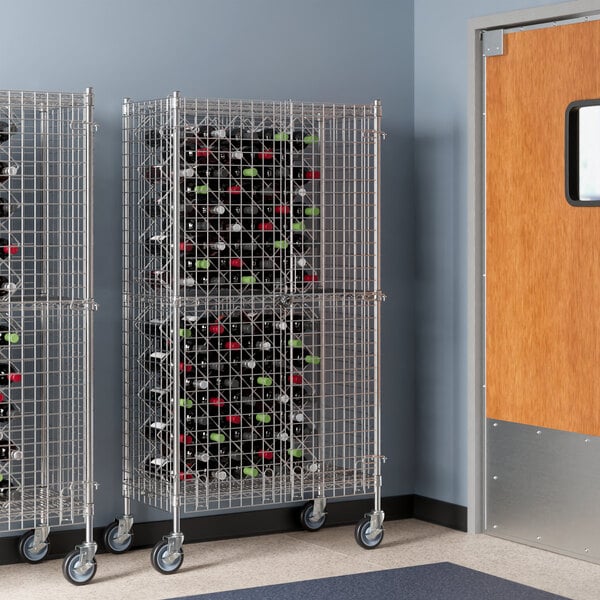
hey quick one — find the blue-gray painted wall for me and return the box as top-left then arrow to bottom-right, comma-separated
3,0 -> 571,527
0,0 -> 415,525
413,0 -> 563,506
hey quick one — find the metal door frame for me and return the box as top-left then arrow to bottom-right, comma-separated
467,0 -> 600,534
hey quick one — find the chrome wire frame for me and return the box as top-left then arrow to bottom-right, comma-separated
122,96 -> 383,522
0,90 -> 95,535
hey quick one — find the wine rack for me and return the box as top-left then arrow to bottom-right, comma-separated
0,90 -> 97,584
116,94 -> 384,571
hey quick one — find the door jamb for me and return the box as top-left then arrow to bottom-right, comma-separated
467,0 -> 600,534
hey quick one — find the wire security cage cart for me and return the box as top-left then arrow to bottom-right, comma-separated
114,93 -> 384,573
0,89 -> 97,585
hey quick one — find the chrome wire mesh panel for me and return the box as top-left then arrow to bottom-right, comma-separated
0,90 -> 94,538
122,95 -> 381,518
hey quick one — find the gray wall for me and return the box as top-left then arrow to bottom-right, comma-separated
0,0 -> 415,526
413,0 -> 561,507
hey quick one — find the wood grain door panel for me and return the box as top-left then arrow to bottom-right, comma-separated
486,21 -> 600,435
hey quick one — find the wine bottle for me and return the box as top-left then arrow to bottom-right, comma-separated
292,204 -> 320,218
297,271 -> 320,286
143,457 -> 195,481
144,164 -> 195,183
142,420 -> 172,445
0,440 -> 22,460
210,375 -> 241,390
194,233 -> 228,254
0,398 -> 18,422
146,234 -> 195,257
0,364 -> 20,385
224,312 -> 253,337
192,202 -> 228,220
0,121 -> 17,145
292,421 -> 316,437
181,137 -> 215,165
286,446 -> 304,473
146,351 -> 193,375
183,180 -> 214,202
292,167 -> 321,181
292,130 -> 319,151
0,163 -> 18,184
274,386 -> 308,406
0,474 -> 13,501
182,211 -> 210,235
231,464 -> 262,479
291,314 -> 314,334
0,324 -> 19,346
254,445 -> 275,463
144,388 -> 203,427
288,339 -> 321,368
254,312 -> 287,337
182,376 -> 210,391
0,196 -> 10,218
143,318 -> 198,343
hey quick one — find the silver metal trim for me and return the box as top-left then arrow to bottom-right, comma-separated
482,29 -> 504,56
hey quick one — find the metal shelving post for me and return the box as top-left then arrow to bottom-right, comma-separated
0,89 -> 97,584
114,95 -> 385,571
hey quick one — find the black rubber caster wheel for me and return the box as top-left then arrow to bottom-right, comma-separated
62,549 -> 97,585
103,520 -> 133,554
150,539 -> 184,575
18,530 -> 49,564
300,501 -> 327,531
354,516 -> 384,549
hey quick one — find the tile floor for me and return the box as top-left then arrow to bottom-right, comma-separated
1,519 -> 599,599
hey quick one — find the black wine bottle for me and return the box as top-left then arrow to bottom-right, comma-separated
0,163 -> 18,184
0,440 -> 22,460
0,121 -> 17,145
0,474 -> 14,501
0,196 -> 9,218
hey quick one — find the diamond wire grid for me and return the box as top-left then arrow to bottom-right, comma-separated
0,91 -> 90,303
124,295 -> 376,513
0,304 -> 88,530
0,91 -> 93,532
122,97 -> 377,302
122,95 -> 380,514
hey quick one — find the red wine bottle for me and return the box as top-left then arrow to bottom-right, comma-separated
0,364 -> 20,385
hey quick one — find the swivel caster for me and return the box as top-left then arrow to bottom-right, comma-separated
151,539 -> 184,575
62,548 -> 97,585
300,500 -> 327,531
355,515 -> 384,549
18,529 -> 49,564
103,519 -> 134,554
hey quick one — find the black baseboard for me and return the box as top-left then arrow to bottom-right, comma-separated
0,494 -> 466,565
413,495 -> 467,532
